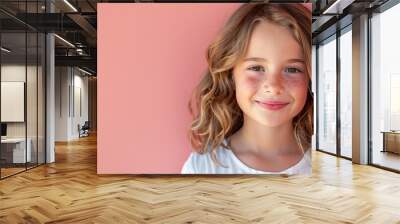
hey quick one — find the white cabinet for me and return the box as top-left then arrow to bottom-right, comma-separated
1,138 -> 32,163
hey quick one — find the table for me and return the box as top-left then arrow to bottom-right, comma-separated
1,138 -> 32,163
381,131 -> 400,154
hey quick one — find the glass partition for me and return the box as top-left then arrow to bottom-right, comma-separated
38,32 -> 45,165
27,30 -> 38,169
317,35 -> 337,155
0,1 -> 46,179
1,30 -> 28,178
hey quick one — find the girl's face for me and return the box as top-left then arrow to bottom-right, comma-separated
232,20 -> 308,127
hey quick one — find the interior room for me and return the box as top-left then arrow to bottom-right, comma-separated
0,0 -> 399,223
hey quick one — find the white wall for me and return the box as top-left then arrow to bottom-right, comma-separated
1,65 -> 26,130
55,66 -> 69,141
55,67 -> 89,141
72,72 -> 89,138
1,82 -> 25,122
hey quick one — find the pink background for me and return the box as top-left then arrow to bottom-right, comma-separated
97,3 -> 241,174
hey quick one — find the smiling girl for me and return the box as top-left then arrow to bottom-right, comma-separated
181,3 -> 312,175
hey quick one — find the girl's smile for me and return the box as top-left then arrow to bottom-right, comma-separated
254,99 -> 290,111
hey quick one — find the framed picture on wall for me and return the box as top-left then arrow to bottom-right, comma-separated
98,3 -> 312,175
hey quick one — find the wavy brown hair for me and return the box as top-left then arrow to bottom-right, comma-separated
188,3 -> 312,167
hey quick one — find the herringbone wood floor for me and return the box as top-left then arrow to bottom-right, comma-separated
1,134 -> 400,223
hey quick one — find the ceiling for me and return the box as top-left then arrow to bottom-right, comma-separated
0,0 -> 99,74
311,0 -> 391,44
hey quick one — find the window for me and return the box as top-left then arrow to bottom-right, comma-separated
317,36 -> 337,154
370,2 -> 400,171
339,27 -> 352,158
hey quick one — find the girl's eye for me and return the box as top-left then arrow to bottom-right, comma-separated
247,65 -> 265,72
284,67 -> 303,73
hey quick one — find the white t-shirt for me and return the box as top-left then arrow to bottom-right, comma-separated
181,139 -> 311,175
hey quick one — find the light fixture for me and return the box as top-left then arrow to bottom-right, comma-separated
76,48 -> 85,55
78,67 -> 93,76
322,0 -> 355,15
54,34 -> 75,48
1,47 -> 11,53
63,0 -> 78,12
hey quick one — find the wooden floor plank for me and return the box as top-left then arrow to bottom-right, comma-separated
0,134 -> 400,223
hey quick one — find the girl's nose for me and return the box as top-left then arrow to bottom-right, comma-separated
262,72 -> 284,95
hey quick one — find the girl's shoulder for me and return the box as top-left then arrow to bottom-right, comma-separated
181,144 -> 231,174
286,149 -> 312,175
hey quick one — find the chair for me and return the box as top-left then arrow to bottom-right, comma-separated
79,121 -> 90,138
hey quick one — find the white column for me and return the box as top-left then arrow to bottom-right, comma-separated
312,45 -> 317,151
46,1 -> 55,163
46,33 -> 55,163
352,14 -> 369,164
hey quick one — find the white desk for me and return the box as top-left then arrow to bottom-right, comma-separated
1,138 -> 32,163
